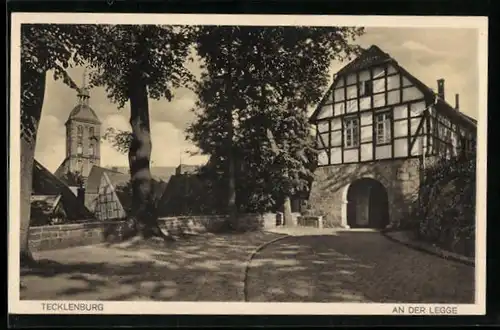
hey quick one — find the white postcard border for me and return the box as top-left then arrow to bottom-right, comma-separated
8,13 -> 488,316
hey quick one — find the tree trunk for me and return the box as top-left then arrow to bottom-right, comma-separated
224,32 -> 238,229
227,148 -> 237,227
20,69 -> 47,266
282,195 -> 294,227
127,73 -> 164,239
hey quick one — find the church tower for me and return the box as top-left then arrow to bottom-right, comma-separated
55,71 -> 101,181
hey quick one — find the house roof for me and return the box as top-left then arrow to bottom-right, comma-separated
107,166 -> 178,183
176,164 -> 200,175
30,195 -> 62,216
310,45 -> 477,130
32,160 -> 94,220
86,165 -> 127,194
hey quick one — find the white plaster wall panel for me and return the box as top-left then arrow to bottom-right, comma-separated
331,118 -> 341,130
318,150 -> 329,165
387,64 -> 398,74
334,88 -> 345,102
317,104 -> 333,119
373,66 -> 385,78
343,149 -> 359,163
387,90 -> 400,105
360,111 -> 372,126
394,104 -> 408,120
360,143 -> 373,161
402,76 -> 413,87
346,99 -> 358,113
375,145 -> 391,159
411,117 -> 422,135
330,130 -> 342,147
346,85 -> 357,99
361,126 -> 372,143
318,120 -> 329,133
373,93 -> 385,108
394,120 -> 408,138
373,78 -> 385,93
410,100 -> 427,117
387,74 -> 400,90
394,138 -> 408,158
359,96 -> 371,110
411,136 -> 423,156
402,86 -> 423,102
330,147 -> 342,164
346,73 -> 357,85
334,102 -> 345,115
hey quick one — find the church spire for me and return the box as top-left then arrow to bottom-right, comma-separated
77,67 -> 90,106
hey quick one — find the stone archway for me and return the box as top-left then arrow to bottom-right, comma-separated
343,178 -> 390,229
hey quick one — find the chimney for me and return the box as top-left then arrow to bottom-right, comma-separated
437,79 -> 445,100
455,94 -> 460,111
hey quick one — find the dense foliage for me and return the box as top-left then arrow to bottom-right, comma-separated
80,25 -> 196,238
188,26 -> 364,219
409,154 -> 476,257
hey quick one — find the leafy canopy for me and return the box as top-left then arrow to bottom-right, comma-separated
188,26 -> 364,212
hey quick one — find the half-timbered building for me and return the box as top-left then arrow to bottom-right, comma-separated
308,45 -> 477,229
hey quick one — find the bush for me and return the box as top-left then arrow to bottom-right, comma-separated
412,155 -> 476,257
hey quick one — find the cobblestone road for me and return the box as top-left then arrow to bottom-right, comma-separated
245,231 -> 475,303
20,231 -> 286,301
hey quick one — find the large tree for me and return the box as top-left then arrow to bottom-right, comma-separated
188,26 -> 364,225
82,25 -> 195,239
188,26 -> 242,227
20,24 -> 90,266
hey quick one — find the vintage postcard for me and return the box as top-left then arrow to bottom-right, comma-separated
8,13 -> 487,316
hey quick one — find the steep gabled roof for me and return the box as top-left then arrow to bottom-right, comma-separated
86,166 -> 126,194
32,160 -> 94,220
336,45 -> 392,77
310,45 -> 477,130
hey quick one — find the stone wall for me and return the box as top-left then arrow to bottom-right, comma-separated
28,213 -> 279,251
159,212 -> 277,236
308,157 -> 422,228
28,221 -> 128,252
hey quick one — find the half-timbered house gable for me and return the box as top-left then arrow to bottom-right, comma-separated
310,45 -> 477,167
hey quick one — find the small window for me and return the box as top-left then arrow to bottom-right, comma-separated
89,144 -> 95,156
344,117 -> 359,148
375,112 -> 392,145
77,144 -> 83,155
89,127 -> 94,137
360,80 -> 373,97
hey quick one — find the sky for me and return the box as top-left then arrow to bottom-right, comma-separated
34,27 -> 479,173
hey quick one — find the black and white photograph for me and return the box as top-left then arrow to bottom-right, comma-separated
9,14 -> 487,315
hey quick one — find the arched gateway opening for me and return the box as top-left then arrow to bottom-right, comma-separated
346,178 -> 389,229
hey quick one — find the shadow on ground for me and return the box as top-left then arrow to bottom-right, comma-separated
20,231 -> 285,302
246,231 -> 475,304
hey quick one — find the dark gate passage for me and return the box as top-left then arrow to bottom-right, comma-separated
346,178 -> 389,229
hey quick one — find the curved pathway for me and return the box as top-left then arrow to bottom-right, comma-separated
245,230 -> 475,303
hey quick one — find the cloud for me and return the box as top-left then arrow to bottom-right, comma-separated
34,26 -> 479,172
34,115 -> 66,172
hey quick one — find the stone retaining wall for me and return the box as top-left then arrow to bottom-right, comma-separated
159,212 -> 277,235
28,213 -> 279,251
28,221 -> 128,252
